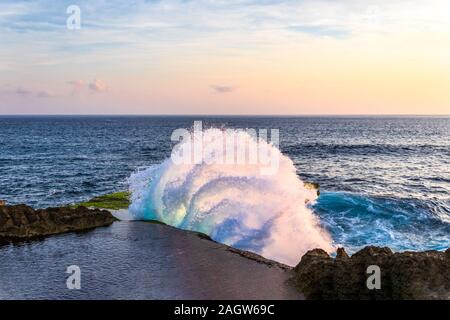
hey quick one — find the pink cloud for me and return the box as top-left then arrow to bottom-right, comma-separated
67,80 -> 84,88
67,80 -> 85,94
89,79 -> 107,93
37,90 -> 54,98
15,87 -> 33,96
211,85 -> 235,94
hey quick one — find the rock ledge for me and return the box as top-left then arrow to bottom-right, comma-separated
294,246 -> 450,300
0,205 -> 116,241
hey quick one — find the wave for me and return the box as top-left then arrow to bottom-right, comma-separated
128,127 -> 333,266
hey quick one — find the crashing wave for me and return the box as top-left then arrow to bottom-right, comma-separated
128,127 -> 333,265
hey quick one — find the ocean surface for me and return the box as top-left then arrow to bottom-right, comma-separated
1,116 -> 449,254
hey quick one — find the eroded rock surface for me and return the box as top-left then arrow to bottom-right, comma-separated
294,246 -> 450,300
0,205 -> 116,240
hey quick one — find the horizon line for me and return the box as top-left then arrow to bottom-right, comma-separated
0,114 -> 449,117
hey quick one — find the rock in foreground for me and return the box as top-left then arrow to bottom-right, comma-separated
0,205 -> 116,241
294,246 -> 450,300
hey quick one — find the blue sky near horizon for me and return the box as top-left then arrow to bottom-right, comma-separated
1,0 -> 450,115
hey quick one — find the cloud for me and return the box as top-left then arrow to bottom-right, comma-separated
36,90 -> 54,98
67,79 -> 107,94
14,87 -> 32,96
288,25 -> 350,39
67,80 -> 85,94
89,79 -> 107,93
211,85 -> 235,94
1,79 -> 107,99
67,80 -> 84,88
0,86 -> 54,98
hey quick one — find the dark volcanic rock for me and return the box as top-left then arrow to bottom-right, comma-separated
0,205 -> 116,241
294,246 -> 450,300
293,249 -> 335,299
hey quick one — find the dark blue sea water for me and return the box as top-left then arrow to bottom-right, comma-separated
0,116 -> 449,253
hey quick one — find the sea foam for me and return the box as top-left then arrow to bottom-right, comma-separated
128,127 -> 333,265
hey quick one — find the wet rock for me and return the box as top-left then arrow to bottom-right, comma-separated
304,182 -> 320,196
294,246 -> 450,300
336,247 -> 349,260
294,249 -> 335,299
0,205 -> 116,241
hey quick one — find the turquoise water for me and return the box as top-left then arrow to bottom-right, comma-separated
314,192 -> 449,253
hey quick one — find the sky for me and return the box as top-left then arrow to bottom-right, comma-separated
0,0 -> 449,115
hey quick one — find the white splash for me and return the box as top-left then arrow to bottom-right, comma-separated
128,128 -> 333,266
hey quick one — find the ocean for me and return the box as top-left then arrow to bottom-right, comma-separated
1,116 -> 449,254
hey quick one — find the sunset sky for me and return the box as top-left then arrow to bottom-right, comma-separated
1,0 -> 449,115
